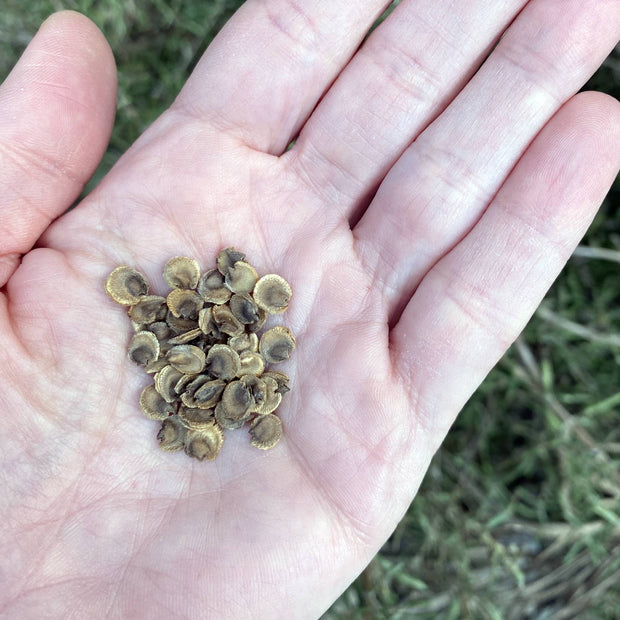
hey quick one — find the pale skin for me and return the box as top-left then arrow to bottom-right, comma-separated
0,0 -> 619,617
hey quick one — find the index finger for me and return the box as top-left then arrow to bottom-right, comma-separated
172,0 -> 390,154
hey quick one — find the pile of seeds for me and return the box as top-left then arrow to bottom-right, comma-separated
105,248 -> 295,461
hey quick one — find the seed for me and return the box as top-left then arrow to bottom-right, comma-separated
259,326 -> 296,364
253,274 -> 292,314
163,256 -> 201,289
128,331 -> 160,366
105,265 -> 149,305
249,414 -> 282,450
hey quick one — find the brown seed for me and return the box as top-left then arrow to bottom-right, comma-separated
166,288 -> 204,319
206,344 -> 241,380
155,365 -> 185,402
181,376 -> 226,409
144,357 -> 169,374
249,414 -> 282,450
178,405 -> 215,430
238,350 -> 265,377
163,256 -> 201,289
221,380 -> 253,419
128,331 -> 161,366
166,310 -> 199,333
166,345 -> 206,374
128,295 -> 167,324
167,327 -> 203,346
253,274 -> 292,314
262,370 -> 290,395
140,384 -> 175,420
211,304 -> 244,337
216,247 -> 245,277
225,261 -> 258,294
228,332 -> 259,354
184,422 -> 224,461
149,321 -> 174,341
259,326 -> 296,364
215,400 -> 250,430
105,265 -> 149,305
157,415 -> 186,452
250,376 -> 282,415
198,269 -> 232,305
229,293 -> 260,324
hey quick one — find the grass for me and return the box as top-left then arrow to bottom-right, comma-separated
2,2 -> 619,617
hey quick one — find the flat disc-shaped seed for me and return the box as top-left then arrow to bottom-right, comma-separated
211,304 -> 244,337
247,308 -> 268,333
228,332 -> 259,353
140,385 -> 175,420
259,326 -> 296,364
105,265 -> 149,305
192,379 -> 226,409
229,294 -> 260,324
167,288 -> 204,319
198,307 -> 218,337
249,414 -> 282,450
163,256 -> 201,289
128,331 -> 160,366
166,345 -> 206,374
262,370 -> 290,394
198,269 -> 232,305
252,378 -> 282,415
178,406 -> 215,430
157,415 -> 186,452
225,261 -> 258,294
206,344 -> 240,380
128,295 -> 167,324
238,350 -> 265,376
253,274 -> 292,314
149,321 -> 173,341
155,365 -> 185,402
166,310 -> 198,333
215,401 -> 250,430
144,357 -> 169,374
184,423 -> 224,461
216,247 -> 245,276
221,380 -> 253,419
167,328 -> 203,346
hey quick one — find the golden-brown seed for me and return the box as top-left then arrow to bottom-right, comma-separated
225,261 -> 258,294
221,380 -> 253,419
155,365 -> 185,402
166,344 -> 206,374
211,304 -> 244,337
149,321 -> 173,341
238,350 -> 265,376
198,269 -> 232,305
215,401 -> 250,430
163,256 -> 201,289
184,423 -> 224,461
251,376 -> 282,415
166,310 -> 199,333
249,414 -> 282,450
253,274 -> 292,314
216,247 -> 245,277
128,331 -> 161,366
166,288 -> 204,319
262,370 -> 290,394
105,265 -> 149,305
228,332 -> 259,353
157,415 -> 186,452
178,405 -> 215,430
229,294 -> 260,324
144,357 -> 169,374
198,307 -> 218,337
192,378 -> 226,408
259,326 -> 296,364
128,295 -> 167,324
206,344 -> 241,380
140,384 -> 175,420
167,327 -> 203,346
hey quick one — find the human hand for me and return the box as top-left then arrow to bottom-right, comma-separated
1,3 -> 619,617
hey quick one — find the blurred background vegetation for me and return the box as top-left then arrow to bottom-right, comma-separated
2,1 -> 619,618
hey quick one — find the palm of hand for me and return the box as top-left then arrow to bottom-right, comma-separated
3,121 -> 416,615
2,4 -> 619,618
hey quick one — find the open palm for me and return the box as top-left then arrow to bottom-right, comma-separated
2,3 -> 619,617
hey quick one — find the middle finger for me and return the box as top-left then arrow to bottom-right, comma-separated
286,0 -> 528,218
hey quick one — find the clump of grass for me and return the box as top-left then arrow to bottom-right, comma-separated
2,3 -> 618,618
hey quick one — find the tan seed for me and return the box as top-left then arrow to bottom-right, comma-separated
140,385 -> 174,420
105,265 -> 149,305
259,326 -> 296,364
166,344 -> 206,374
184,423 -> 224,461
253,274 -> 292,314
128,331 -> 160,366
249,414 -> 282,450
157,415 -> 186,452
163,256 -> 201,289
